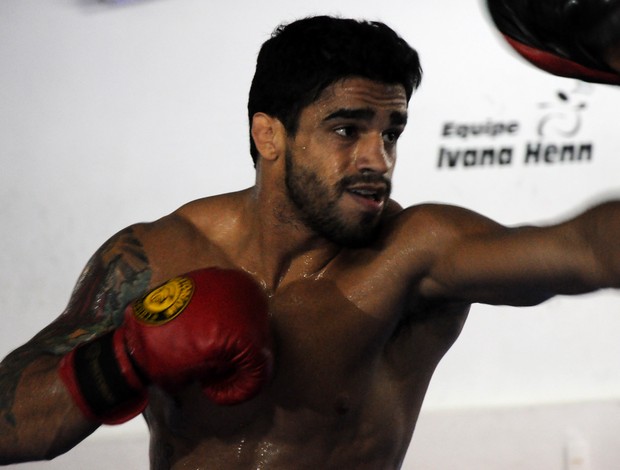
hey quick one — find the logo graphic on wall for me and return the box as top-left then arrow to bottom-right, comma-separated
437,82 -> 594,169
537,89 -> 587,138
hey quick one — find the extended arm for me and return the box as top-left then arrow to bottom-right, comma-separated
0,227 -> 152,463
417,200 -> 620,306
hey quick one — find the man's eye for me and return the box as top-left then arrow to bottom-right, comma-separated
383,130 -> 401,144
335,126 -> 356,138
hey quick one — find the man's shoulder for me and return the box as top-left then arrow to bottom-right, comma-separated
119,192 -> 242,256
377,201 -> 501,256
175,191 -> 245,221
335,203 -> 457,269
116,192 -> 248,281
384,201 -> 478,232
141,191 -> 245,236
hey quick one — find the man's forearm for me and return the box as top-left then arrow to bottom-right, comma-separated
573,199 -> 620,289
0,354 -> 98,464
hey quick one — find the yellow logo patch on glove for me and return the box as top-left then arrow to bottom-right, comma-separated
133,276 -> 195,325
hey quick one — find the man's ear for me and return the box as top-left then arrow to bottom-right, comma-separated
251,113 -> 285,162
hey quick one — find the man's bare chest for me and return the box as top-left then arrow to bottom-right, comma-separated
268,277 -> 394,404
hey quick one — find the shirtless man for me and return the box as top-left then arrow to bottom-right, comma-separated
1,15 -> 620,469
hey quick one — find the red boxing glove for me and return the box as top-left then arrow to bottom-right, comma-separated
59,268 -> 273,424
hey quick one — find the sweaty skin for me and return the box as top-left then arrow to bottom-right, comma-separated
1,78 -> 619,469
139,198 -> 470,470
139,80 -> 460,468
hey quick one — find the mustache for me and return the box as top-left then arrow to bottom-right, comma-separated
338,173 -> 392,193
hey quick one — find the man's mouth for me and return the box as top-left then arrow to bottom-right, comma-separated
346,186 -> 384,202
339,173 -> 391,211
343,183 -> 389,212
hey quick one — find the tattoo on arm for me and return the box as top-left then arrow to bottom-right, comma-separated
0,227 -> 152,429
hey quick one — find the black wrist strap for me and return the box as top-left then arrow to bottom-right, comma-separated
72,331 -> 142,417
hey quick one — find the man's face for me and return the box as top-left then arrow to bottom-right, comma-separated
283,77 -> 408,246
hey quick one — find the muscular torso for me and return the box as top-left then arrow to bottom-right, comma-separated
135,194 -> 469,469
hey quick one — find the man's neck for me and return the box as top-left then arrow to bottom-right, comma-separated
235,187 -> 342,293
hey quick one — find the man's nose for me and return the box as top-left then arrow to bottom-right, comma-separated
354,134 -> 394,174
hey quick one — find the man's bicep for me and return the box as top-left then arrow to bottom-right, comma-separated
29,226 -> 152,354
421,220 -> 596,306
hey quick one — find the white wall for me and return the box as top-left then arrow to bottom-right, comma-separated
1,0 -> 620,468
